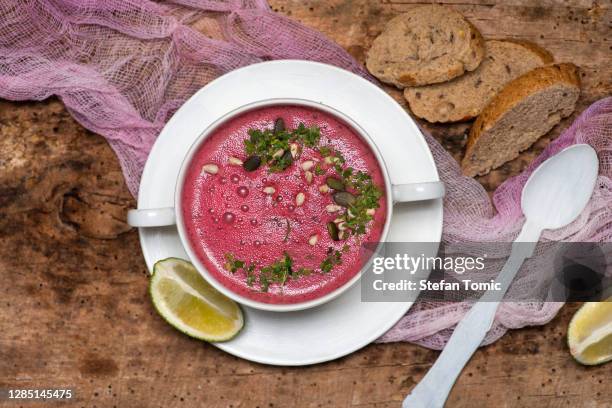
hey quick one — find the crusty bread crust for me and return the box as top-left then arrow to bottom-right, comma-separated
500,39 -> 554,65
463,63 -> 580,176
467,63 -> 580,150
366,5 -> 485,88
465,21 -> 487,71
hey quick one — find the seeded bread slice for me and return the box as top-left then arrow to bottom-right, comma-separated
462,63 -> 580,177
405,40 -> 554,123
366,5 -> 485,88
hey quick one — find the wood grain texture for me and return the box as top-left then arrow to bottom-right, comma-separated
0,1 -> 611,407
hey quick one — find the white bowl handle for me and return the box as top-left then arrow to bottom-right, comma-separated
392,181 -> 445,203
127,207 -> 176,227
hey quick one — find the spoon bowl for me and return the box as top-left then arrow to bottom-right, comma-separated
522,144 -> 599,230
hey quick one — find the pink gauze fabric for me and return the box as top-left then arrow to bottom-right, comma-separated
0,0 -> 610,350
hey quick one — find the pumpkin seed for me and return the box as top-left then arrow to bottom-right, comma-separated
327,222 -> 339,241
326,177 -> 345,191
333,191 -> 356,207
274,118 -> 286,134
243,155 -> 261,172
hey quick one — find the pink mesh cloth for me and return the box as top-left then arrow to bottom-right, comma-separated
1,0 -> 610,350
379,98 -> 612,348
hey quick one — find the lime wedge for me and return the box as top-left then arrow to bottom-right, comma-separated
567,298 -> 612,365
150,258 -> 243,342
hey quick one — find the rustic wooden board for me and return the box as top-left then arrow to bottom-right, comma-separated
0,1 -> 611,407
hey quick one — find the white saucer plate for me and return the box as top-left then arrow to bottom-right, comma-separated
136,60 -> 443,366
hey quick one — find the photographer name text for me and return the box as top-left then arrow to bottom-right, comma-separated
372,279 -> 502,292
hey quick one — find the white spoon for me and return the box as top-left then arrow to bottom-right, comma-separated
403,144 -> 599,408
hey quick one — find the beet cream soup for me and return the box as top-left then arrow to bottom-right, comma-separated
181,105 -> 387,304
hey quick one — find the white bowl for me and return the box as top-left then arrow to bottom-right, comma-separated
129,98 -> 444,312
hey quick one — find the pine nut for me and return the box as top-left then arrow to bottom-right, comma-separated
301,160 -> 315,171
272,148 -> 285,159
304,171 -> 313,184
201,164 -> 219,174
290,143 -> 301,159
295,192 -> 305,206
326,204 -> 342,213
228,157 -> 243,166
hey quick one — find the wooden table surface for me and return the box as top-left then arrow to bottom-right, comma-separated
1,1 -> 610,407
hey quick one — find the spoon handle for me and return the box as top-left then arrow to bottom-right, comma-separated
402,301 -> 502,408
403,222 -> 541,408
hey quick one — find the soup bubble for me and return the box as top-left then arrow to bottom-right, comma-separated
222,212 -> 236,224
237,186 -> 249,198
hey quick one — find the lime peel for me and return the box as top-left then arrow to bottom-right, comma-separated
150,258 -> 244,342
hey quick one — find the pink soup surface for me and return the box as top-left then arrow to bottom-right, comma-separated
181,105 -> 387,304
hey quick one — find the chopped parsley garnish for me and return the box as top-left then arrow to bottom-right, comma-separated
319,145 -> 383,236
259,251 -> 293,291
342,170 -> 382,235
318,145 -> 332,156
293,267 -> 314,279
320,248 -> 343,273
245,263 -> 257,287
293,123 -> 321,147
224,251 -> 337,292
244,121 -> 320,172
224,253 -> 244,273
333,150 -> 346,165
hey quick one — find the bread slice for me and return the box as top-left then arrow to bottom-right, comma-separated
366,5 -> 485,88
462,63 -> 580,177
405,40 -> 554,123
